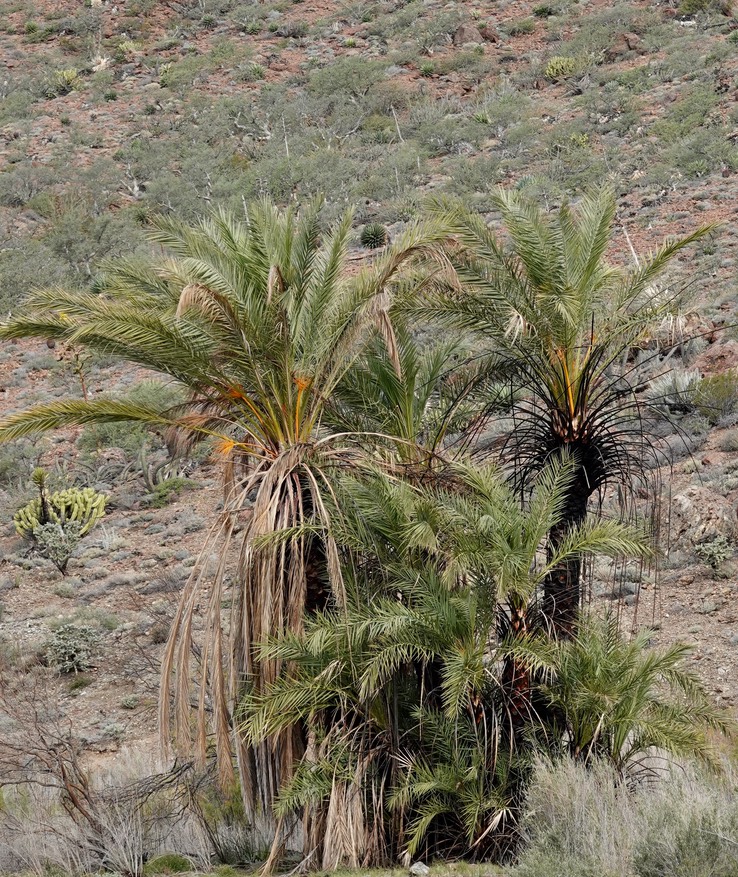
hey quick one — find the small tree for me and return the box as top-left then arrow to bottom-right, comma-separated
419,187 -> 714,636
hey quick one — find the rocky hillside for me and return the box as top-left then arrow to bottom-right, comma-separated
3,0 -> 738,754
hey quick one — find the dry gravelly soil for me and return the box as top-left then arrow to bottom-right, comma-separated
4,0 -> 738,763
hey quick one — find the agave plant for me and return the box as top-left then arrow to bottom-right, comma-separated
418,187 -> 714,636
0,198 -> 456,835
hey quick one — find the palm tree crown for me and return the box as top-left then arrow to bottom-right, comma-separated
419,187 -> 713,634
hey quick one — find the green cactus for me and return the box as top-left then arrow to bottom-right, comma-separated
544,55 -> 578,81
14,477 -> 107,540
360,222 -> 389,250
43,68 -> 81,98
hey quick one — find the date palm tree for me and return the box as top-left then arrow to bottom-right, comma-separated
514,613 -> 732,774
419,187 -> 714,636
242,458 -> 653,867
0,198 -> 455,832
330,322 -> 509,470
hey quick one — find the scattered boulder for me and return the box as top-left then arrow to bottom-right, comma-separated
453,23 -> 482,46
478,22 -> 499,42
668,485 -> 737,546
694,339 -> 738,375
604,32 -> 646,62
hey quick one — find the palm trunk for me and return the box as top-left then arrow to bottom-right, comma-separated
542,475 -> 589,639
500,602 -> 532,741
237,511 -> 328,857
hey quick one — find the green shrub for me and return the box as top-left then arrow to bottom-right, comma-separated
68,674 -> 92,692
46,623 -> 101,673
77,420 -> 149,454
143,853 -> 194,874
695,371 -> 738,425
360,222 -> 389,249
695,535 -> 733,569
149,476 -> 195,508
504,17 -> 536,36
53,582 -> 76,598
678,0 -> 732,13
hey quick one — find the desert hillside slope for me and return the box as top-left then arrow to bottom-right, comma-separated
2,0 -> 738,871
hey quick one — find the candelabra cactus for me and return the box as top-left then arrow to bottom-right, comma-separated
14,469 -> 107,540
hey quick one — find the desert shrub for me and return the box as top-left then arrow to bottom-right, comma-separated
517,760 -> 738,877
276,19 -> 308,38
504,17 -> 536,36
0,733 -> 213,876
664,125 -> 738,179
634,780 -> 738,877
694,371 -> 738,425
33,521 -> 82,573
78,421 -> 150,455
410,10 -> 464,54
45,623 -> 101,673
149,476 -> 195,508
544,55 -> 578,80
694,535 -> 733,569
719,429 -> 738,452
652,84 -> 718,142
646,369 -> 701,415
678,0 -> 733,13
0,164 -> 57,208
78,380 -> 183,454
186,777 -> 255,865
307,56 -> 387,99
0,439 -> 44,488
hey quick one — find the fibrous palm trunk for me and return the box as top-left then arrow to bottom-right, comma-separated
542,474 -> 590,639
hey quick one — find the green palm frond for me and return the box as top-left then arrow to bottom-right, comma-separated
0,398 -> 196,443
532,614 -> 734,771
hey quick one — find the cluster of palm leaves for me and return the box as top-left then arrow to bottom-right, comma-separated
0,189 -> 727,869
